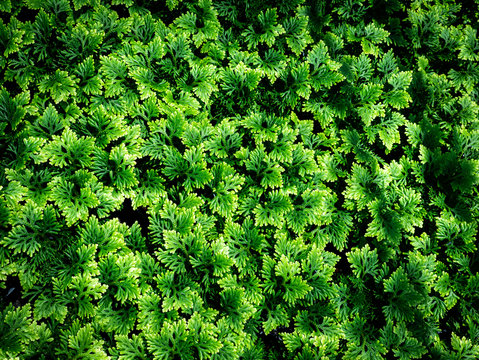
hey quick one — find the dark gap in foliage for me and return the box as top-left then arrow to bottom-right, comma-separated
196,184 -> 214,200
362,277 -> 388,330
338,338 -> 348,355
367,0 -> 404,24
153,4 -> 188,23
447,197 -> 473,223
304,0 -> 331,41
257,327 -> 288,355
241,131 -> 255,148
178,309 -> 192,321
214,215 -> 226,235
438,327 -> 452,344
171,135 -> 185,154
110,4 -> 130,18
192,46 -> 207,61
273,77 -> 287,94
439,303 -> 462,339
14,7 -> 39,23
380,144 -> 403,164
1,276 -> 26,308
135,155 -> 158,171
110,198 -> 150,238
312,118 -> 323,135
208,101 -> 223,126
204,283 -> 221,309
294,110 -> 312,122
104,137 -> 126,154
469,252 -> 479,274
456,5 -> 479,26
233,6 -> 249,28
99,330 -> 116,349
333,178 -> 347,210
422,150 -> 476,222
343,151 -> 356,170
398,235 -> 415,256
25,353 -> 46,360
325,242 -> 350,274
1,80 -> 21,95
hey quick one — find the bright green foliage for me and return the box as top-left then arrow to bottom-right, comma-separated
40,128 -> 95,169
93,144 -> 138,190
56,320 -> 108,359
0,89 -> 28,141
49,170 -> 101,225
2,201 -> 60,258
38,70 -> 78,104
0,304 -> 53,359
0,0 -> 478,359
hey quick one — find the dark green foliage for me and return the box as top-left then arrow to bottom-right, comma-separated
0,0 -> 478,359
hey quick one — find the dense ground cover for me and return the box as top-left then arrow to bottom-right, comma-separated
0,0 -> 478,358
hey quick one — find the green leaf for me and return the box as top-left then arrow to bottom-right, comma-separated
57,320 -> 108,359
388,71 -> 412,90
93,144 -> 138,190
458,26 -> 479,61
0,89 -> 29,136
347,244 -> 379,279
69,272 -> 107,318
0,18 -> 24,58
0,304 -> 44,358
242,8 -> 284,49
146,319 -> 193,360
360,83 -> 383,104
283,15 -> 313,55
377,111 -> 406,151
0,0 -> 12,12
41,128 -> 95,169
263,304 -> 289,335
384,90 -> 411,109
116,334 -> 147,360
38,70 -> 77,103
2,201 -> 60,257
50,170 -> 100,226
254,190 -> 292,227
